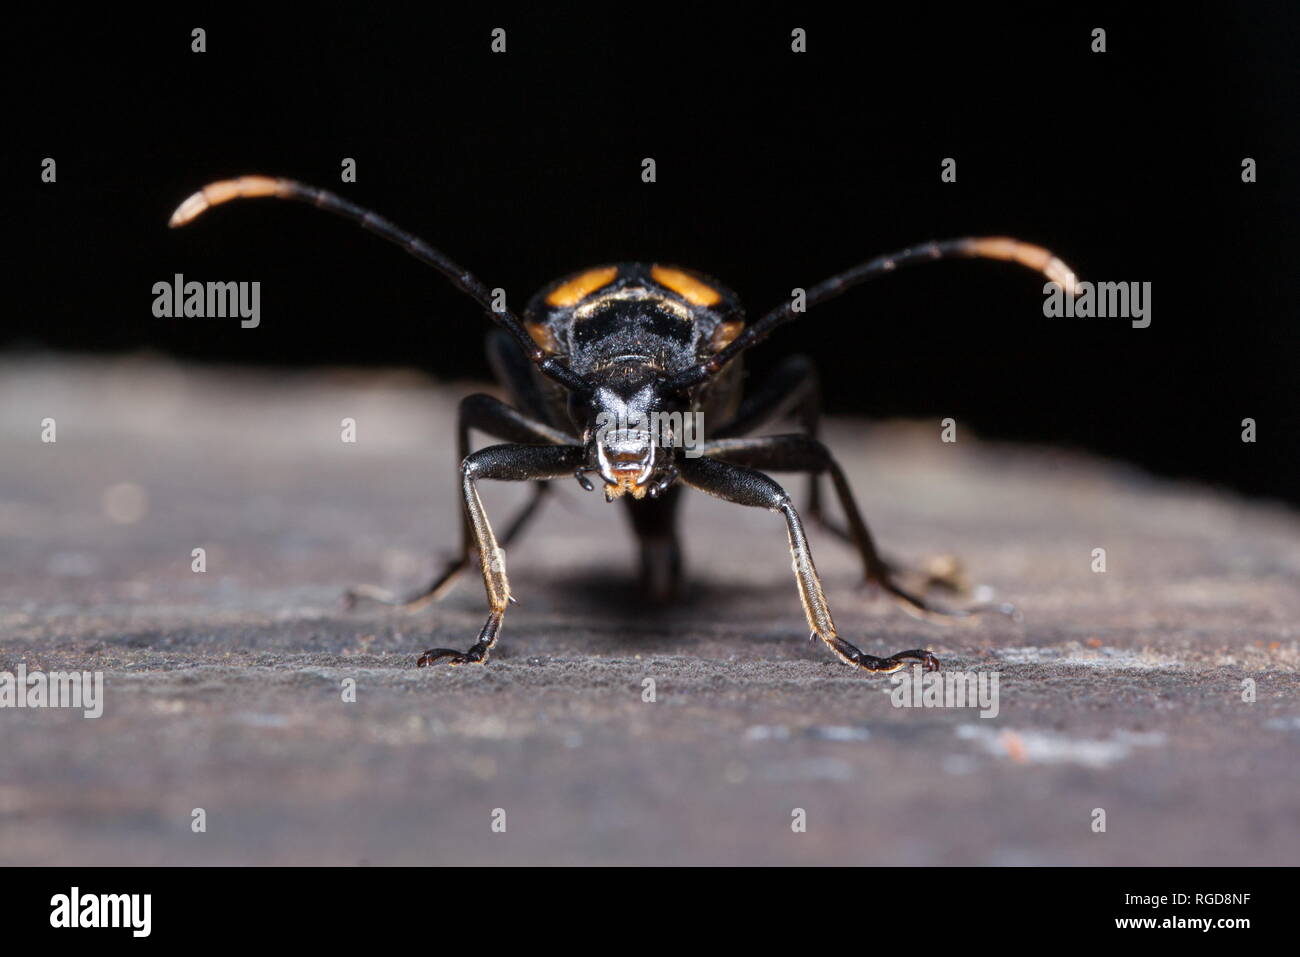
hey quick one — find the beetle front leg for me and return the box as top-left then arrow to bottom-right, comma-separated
418,443 -> 585,667
346,393 -> 575,612
679,456 -> 939,674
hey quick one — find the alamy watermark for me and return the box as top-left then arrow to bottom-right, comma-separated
153,274 -> 260,328
889,664 -> 1000,718
1043,280 -> 1151,328
593,409 -> 704,458
50,887 -> 150,937
0,663 -> 103,718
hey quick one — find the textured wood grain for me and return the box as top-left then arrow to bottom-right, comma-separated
0,357 -> 1296,865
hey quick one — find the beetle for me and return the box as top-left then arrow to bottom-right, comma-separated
169,175 -> 1078,675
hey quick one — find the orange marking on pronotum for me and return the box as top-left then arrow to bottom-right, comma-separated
651,265 -> 722,306
544,266 -> 619,307
168,175 -> 288,228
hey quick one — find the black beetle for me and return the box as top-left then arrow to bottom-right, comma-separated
170,176 -> 1077,675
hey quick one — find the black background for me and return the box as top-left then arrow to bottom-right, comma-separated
9,4 -> 1298,503
11,865 -> 1286,941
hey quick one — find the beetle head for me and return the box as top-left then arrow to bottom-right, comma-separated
573,363 -> 683,501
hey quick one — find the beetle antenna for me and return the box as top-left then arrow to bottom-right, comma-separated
663,236 -> 1079,392
168,176 -> 589,392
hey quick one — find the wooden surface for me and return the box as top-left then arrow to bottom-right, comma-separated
1,356 -> 1297,865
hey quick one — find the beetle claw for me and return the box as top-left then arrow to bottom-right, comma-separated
417,647 -> 481,667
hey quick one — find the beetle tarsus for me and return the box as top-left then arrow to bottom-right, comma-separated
417,643 -> 489,667
827,635 -> 939,673
418,608 -> 506,667
852,647 -> 940,674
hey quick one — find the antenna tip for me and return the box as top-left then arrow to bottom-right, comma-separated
167,176 -> 286,227
168,191 -> 208,228
967,237 -> 1080,296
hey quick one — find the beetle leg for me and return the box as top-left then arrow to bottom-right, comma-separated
702,433 -> 1018,624
483,327 -> 558,426
345,394 -> 575,611
712,361 -> 992,604
418,443 -> 585,666
622,484 -> 685,604
711,355 -> 827,516
347,482 -> 550,611
679,456 -> 938,674
713,355 -> 821,440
